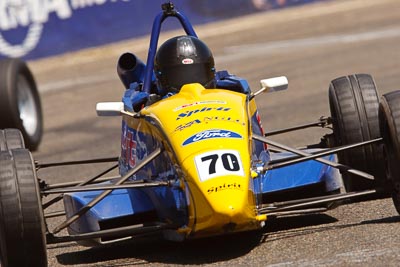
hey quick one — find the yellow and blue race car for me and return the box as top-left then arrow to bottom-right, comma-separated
1,2 -> 400,267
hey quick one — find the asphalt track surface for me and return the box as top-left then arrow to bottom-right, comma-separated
28,0 -> 400,266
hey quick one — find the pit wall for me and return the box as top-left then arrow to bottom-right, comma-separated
0,0 -> 327,59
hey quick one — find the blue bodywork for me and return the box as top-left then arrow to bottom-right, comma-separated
260,152 -> 341,193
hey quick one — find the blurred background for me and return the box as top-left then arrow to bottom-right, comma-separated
0,0 -> 324,59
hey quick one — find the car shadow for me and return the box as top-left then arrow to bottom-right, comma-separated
56,213 -> 341,266
263,213 -> 338,233
361,215 -> 400,225
55,212 -> 400,265
262,213 -> 400,243
56,230 -> 262,266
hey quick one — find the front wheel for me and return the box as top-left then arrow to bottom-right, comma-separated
329,74 -> 385,192
0,59 -> 43,151
0,128 -> 25,151
0,149 -> 47,267
379,91 -> 400,214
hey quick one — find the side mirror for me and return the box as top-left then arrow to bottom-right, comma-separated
260,76 -> 288,93
252,76 -> 288,98
96,102 -> 125,116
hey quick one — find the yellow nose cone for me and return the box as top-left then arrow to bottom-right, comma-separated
192,180 -> 257,237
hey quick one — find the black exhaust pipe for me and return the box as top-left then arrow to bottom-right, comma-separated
117,53 -> 146,89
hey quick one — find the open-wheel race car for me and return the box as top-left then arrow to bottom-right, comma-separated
1,2 -> 400,266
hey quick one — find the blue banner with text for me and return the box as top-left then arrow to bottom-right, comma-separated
0,0 -> 325,59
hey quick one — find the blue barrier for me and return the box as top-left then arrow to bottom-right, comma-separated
0,0 -> 326,60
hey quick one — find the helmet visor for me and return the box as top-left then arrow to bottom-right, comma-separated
160,63 -> 215,92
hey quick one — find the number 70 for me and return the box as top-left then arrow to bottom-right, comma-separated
201,153 -> 240,174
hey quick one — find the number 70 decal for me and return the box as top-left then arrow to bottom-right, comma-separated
194,150 -> 244,182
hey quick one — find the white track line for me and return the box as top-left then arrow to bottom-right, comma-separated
39,26 -> 400,93
39,74 -> 117,93
217,26 -> 400,63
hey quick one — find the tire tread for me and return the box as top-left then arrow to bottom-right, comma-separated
0,149 -> 47,267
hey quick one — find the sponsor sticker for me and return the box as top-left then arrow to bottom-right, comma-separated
176,106 -> 230,120
203,116 -> 245,125
194,150 -> 244,181
207,182 -> 243,194
182,129 -> 242,146
121,121 -> 148,169
175,119 -> 201,132
182,58 -> 194,64
173,100 -> 226,112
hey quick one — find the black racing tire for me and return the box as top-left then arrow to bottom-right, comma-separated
379,91 -> 400,214
0,58 -> 43,151
0,128 -> 25,151
329,74 -> 385,192
0,149 -> 47,267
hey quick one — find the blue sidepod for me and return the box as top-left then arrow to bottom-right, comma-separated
255,150 -> 343,195
63,184 -> 188,246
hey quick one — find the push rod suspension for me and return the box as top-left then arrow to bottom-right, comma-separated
252,134 -> 374,180
43,181 -> 170,194
266,138 -> 382,171
42,164 -> 118,209
264,117 -> 331,137
37,156 -> 119,169
51,148 -> 162,234
47,223 -> 170,244
259,190 -> 376,213
44,175 -> 119,191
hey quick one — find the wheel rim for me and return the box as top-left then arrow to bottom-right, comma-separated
17,74 -> 38,137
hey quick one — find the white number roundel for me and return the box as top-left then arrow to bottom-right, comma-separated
194,150 -> 244,181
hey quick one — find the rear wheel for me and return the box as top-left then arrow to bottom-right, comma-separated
379,91 -> 400,214
0,149 -> 47,267
0,128 -> 25,151
0,59 -> 43,151
329,74 -> 385,192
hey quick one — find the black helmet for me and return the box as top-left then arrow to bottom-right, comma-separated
154,36 -> 215,94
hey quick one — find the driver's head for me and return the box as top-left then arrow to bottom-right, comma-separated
154,36 -> 215,94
